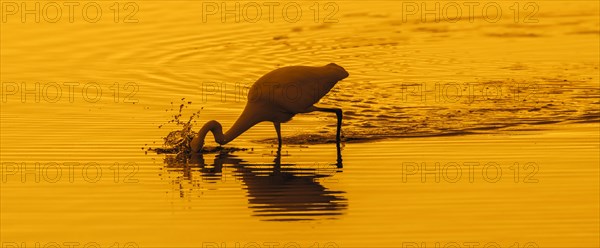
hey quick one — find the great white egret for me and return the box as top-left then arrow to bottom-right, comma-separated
191,63 -> 349,153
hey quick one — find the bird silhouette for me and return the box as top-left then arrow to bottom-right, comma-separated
191,63 -> 349,153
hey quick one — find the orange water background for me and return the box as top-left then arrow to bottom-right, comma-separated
1,1 -> 599,247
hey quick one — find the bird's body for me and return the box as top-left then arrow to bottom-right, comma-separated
191,63 -> 349,153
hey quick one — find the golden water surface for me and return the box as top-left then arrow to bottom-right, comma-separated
1,1 -> 599,247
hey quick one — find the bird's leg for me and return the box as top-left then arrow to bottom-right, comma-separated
273,144 -> 282,169
309,106 -> 343,143
274,122 -> 282,148
336,142 -> 343,168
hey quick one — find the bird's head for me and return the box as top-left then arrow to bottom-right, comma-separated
326,63 -> 349,80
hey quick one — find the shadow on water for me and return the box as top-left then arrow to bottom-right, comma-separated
162,147 -> 347,222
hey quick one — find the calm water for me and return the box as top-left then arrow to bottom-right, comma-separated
1,1 -> 599,247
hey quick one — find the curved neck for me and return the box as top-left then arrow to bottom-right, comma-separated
191,107 -> 261,152
197,120 -> 226,145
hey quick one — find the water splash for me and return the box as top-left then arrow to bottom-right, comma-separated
149,98 -> 200,161
148,99 -> 247,162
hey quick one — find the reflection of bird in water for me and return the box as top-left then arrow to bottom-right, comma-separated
171,149 -> 347,221
191,63 -> 349,155
234,151 -> 346,221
